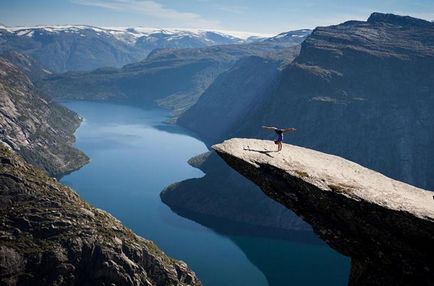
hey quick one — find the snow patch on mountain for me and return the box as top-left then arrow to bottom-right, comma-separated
3,25 -> 273,45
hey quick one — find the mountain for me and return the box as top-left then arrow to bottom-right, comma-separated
163,13 -> 434,239
177,53 -> 295,141
0,25 -> 268,73
0,143 -> 201,286
262,29 -> 311,45
214,138 -> 434,286
39,43 -> 301,118
178,12 -> 434,188
0,25 -> 144,73
0,58 -> 88,176
133,29 -> 246,49
245,12 -> 434,189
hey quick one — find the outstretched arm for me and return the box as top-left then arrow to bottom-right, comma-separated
262,125 -> 277,131
282,128 -> 296,133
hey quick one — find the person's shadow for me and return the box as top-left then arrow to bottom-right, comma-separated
243,147 -> 276,157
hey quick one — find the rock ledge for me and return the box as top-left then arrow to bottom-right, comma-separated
213,138 -> 434,286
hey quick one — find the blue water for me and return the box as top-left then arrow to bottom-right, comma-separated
61,101 -> 350,286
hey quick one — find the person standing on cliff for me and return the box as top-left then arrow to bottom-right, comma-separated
262,126 -> 296,152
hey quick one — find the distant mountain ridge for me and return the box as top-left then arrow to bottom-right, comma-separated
0,25 -> 272,41
0,24 -> 309,73
1,25 -> 272,44
263,29 -> 312,45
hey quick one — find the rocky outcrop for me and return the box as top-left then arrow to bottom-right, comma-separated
0,144 -> 201,286
0,58 -> 88,176
213,138 -> 434,286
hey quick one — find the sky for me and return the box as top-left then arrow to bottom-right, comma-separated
0,0 -> 433,35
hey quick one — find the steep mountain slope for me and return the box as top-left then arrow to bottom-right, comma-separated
164,13 -> 434,239
0,50 -> 51,81
0,144 -> 200,286
243,12 -> 434,189
40,43 -> 300,117
214,138 -> 434,286
177,55 -> 288,142
0,58 -> 88,176
0,25 -> 268,73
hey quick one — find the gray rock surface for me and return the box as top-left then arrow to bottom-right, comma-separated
214,138 -> 434,286
0,58 -> 88,176
0,144 -> 201,286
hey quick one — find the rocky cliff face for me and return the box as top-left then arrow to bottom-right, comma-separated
0,144 -> 200,286
248,13 -> 434,189
0,50 -> 51,82
214,138 -> 434,286
0,58 -> 88,176
177,54 -> 292,142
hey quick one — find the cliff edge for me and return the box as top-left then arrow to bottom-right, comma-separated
213,138 -> 434,286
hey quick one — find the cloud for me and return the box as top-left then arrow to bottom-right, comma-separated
72,0 -> 220,28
